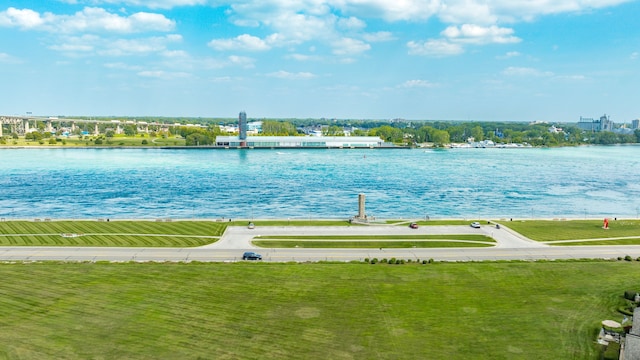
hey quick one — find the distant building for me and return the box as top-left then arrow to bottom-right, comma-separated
577,114 -> 614,132
632,119 -> 639,130
548,125 -> 563,133
238,111 -> 247,141
214,135 -> 386,148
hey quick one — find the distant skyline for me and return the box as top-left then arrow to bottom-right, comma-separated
0,0 -> 638,122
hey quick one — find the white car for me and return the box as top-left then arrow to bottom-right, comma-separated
247,222 -> 255,229
470,222 -> 481,228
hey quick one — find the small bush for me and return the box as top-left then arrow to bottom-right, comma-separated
428,258 -> 434,263
364,258 -> 370,264
370,258 -> 378,264
624,291 -> 639,301
389,258 -> 396,265
141,139 -> 148,145
399,259 -> 405,264
422,259 -> 428,264
625,255 -> 633,262
381,258 -> 388,264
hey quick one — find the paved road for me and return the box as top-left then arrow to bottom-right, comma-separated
0,224 -> 639,262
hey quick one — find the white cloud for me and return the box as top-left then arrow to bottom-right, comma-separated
137,70 -> 191,79
399,79 -> 438,88
266,70 -> 317,79
331,37 -> 370,55
0,7 -> 44,29
502,66 -> 554,77
442,24 -> 520,44
286,53 -> 322,61
407,39 -> 464,57
362,31 -> 395,42
69,0 -> 207,9
408,24 -> 519,57
337,16 -> 366,30
50,34 -> 182,56
0,52 -> 20,63
228,55 -> 256,68
631,52 -> 639,60
0,7 -> 175,33
208,34 -> 272,51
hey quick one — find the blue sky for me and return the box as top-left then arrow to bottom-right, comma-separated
0,0 -> 638,122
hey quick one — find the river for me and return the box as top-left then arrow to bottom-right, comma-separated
0,146 -> 638,220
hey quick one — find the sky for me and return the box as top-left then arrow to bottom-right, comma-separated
0,0 -> 638,122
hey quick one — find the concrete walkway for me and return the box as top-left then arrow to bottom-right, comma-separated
202,223 -> 548,250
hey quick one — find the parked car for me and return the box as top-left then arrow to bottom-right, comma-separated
242,251 -> 262,260
409,222 -> 419,229
470,222 -> 481,228
247,222 -> 255,229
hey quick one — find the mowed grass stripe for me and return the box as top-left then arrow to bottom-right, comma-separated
502,219 -> 640,241
0,221 -> 225,247
253,240 -> 495,248
0,221 -> 227,237
257,234 -> 494,241
0,262 -> 630,358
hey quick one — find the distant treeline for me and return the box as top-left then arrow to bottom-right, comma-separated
9,117 -> 640,147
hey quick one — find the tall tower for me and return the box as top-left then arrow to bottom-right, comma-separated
358,193 -> 366,220
238,111 -> 247,141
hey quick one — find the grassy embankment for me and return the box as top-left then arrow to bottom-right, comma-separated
0,221 -> 225,247
252,234 -> 495,248
0,261 -> 632,359
501,219 -> 640,245
0,220 -> 496,248
1,135 -> 185,147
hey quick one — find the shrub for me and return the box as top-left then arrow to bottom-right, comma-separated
624,291 -> 639,301
389,258 -> 396,265
399,259 -> 405,264
422,259 -> 428,264
141,139 -> 148,145
364,258 -> 369,264
428,258 -> 434,263
625,255 -> 633,262
617,257 -> 623,261
370,258 -> 378,264
381,258 -> 388,264
94,138 -> 103,145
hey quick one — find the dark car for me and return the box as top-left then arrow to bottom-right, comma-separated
242,251 -> 262,260
409,222 -> 419,229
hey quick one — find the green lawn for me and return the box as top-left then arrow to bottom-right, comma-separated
1,135 -> 186,147
0,261 -> 631,359
0,221 -> 225,247
252,240 -> 495,248
234,220 -> 354,226
253,234 -> 495,248
499,219 -> 640,242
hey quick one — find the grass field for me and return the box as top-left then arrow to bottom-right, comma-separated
501,219 -> 640,242
1,135 -> 186,147
0,261 -> 632,359
253,234 -> 495,248
0,221 -> 225,247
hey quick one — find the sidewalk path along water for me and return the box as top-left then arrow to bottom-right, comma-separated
1,224 -> 639,263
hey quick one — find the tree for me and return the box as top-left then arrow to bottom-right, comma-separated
430,129 -> 450,147
105,130 -> 115,138
471,126 -> 484,141
123,125 -> 137,136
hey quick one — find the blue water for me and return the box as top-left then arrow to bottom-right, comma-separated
1,146 -> 639,219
